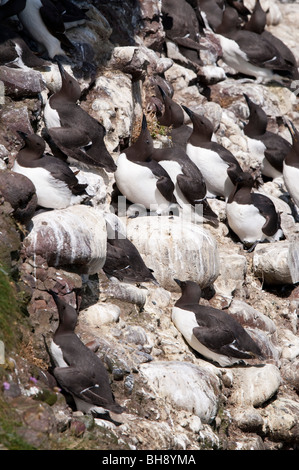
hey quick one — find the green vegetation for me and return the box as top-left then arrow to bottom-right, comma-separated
0,266 -> 24,353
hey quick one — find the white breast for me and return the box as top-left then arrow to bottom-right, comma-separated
50,340 -> 68,368
226,201 -> 266,243
18,0 -> 65,58
186,143 -> 232,198
115,153 -> 172,214
44,100 -> 61,129
283,162 -> 299,208
172,306 -> 238,367
216,34 -> 274,82
12,160 -> 73,209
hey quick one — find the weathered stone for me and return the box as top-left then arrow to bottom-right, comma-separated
139,361 -> 221,423
0,170 -> 37,224
229,364 -> 281,407
125,216 -> 219,292
214,250 -> 247,297
0,66 -> 45,98
80,302 -> 121,326
262,397 -> 299,444
253,241 -> 294,285
23,206 -> 107,274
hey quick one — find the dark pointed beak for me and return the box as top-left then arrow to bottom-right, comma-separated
17,130 -> 28,140
142,114 -> 148,130
181,105 -> 193,118
56,59 -> 66,79
173,278 -> 182,286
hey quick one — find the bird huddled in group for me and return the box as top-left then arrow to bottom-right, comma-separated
2,0 -> 299,428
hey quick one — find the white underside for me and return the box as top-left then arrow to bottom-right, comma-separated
12,160 -> 83,209
44,100 -> 61,128
247,137 -> 281,179
186,143 -> 234,199
50,340 -> 68,368
115,153 -> 175,214
49,341 -> 108,415
283,162 -> 299,207
18,0 -> 65,58
172,307 -> 241,367
216,34 -> 275,83
158,160 -> 205,223
226,200 -> 282,243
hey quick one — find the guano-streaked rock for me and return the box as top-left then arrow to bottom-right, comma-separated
23,206 -> 107,274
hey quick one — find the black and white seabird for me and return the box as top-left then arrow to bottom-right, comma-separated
0,24 -> 50,69
12,131 -> 88,210
48,290 -> 124,419
161,0 -> 204,66
215,6 -> 297,83
0,0 -> 26,20
183,105 -> 243,199
283,121 -> 299,211
102,213 -> 158,284
242,0 -> 299,80
243,94 -> 291,179
151,145 -> 219,226
196,0 -> 224,32
243,0 -> 267,35
156,84 -> 192,150
17,0 -> 74,59
172,279 -> 263,367
43,61 -> 117,172
226,171 -> 284,251
51,0 -> 88,29
115,115 -> 178,216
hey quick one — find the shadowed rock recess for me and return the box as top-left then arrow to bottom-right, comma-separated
0,0 -> 299,451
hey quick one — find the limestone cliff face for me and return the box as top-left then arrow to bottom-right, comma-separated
0,0 -> 299,451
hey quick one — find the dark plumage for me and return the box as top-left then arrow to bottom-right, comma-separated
49,291 -> 124,419
243,94 -> 291,178
183,105 -> 243,199
226,171 -> 284,251
172,279 -> 264,367
43,61 -> 117,172
156,84 -> 192,149
12,132 -> 88,209
216,6 -> 298,83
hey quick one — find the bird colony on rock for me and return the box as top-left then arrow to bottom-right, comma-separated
0,0 -> 299,435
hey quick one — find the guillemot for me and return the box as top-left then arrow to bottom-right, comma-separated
172,279 -> 263,367
12,131 -> 88,209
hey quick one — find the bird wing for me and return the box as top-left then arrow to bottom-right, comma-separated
53,366 -> 123,412
41,154 -> 84,189
137,160 -> 178,204
262,133 -> 291,173
235,32 -> 293,73
192,304 -> 262,359
251,193 -> 281,236
40,0 -> 73,48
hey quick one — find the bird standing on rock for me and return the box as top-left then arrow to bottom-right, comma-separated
114,115 -> 178,216
48,290 -> 124,421
43,60 -> 117,172
172,279 -> 264,367
215,6 -> 298,84
17,0 -> 75,59
226,171 -> 284,252
243,94 -> 291,179
183,105 -> 243,200
12,131 -> 88,210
